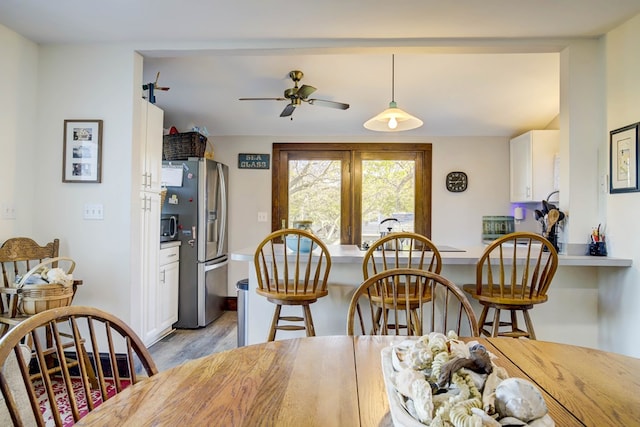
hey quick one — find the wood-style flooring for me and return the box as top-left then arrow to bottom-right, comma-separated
148,310 -> 238,372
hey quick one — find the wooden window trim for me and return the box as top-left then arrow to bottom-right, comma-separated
272,143 -> 432,244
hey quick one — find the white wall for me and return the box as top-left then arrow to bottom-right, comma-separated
559,40 -> 605,247
601,14 -> 640,357
29,43 -> 139,325
0,25 -> 38,237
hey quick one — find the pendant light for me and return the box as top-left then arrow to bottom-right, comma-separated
363,55 -> 423,132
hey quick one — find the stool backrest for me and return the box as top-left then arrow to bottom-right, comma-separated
474,232 -> 558,302
254,229 -> 331,296
362,232 -> 442,279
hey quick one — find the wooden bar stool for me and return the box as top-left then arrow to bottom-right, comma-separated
254,229 -> 331,341
462,232 -> 559,339
362,232 -> 442,335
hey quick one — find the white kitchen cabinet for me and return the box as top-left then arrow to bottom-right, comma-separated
158,244 -> 180,334
140,99 -> 164,192
141,191 -> 161,345
509,130 -> 559,202
137,98 -> 165,346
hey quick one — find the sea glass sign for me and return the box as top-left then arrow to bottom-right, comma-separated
238,153 -> 270,170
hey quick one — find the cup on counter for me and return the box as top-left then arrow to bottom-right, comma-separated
588,241 -> 607,256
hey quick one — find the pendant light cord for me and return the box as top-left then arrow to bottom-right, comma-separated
391,54 -> 395,103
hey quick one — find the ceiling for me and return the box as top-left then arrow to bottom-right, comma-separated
2,1 -> 640,137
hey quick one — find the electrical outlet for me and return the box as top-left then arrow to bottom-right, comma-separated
257,212 -> 268,222
1,203 -> 16,220
83,203 -> 104,220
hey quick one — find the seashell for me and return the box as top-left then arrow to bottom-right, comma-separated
391,341 -> 417,371
527,414 -> 555,427
392,340 -> 435,371
463,368 -> 487,392
395,368 -> 425,398
495,378 -> 548,422
448,339 -> 471,359
470,407 -> 501,426
498,416 -> 527,425
411,379 -> 434,423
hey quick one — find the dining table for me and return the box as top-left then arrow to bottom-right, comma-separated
75,335 -> 640,426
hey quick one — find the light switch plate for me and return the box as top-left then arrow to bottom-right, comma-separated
83,203 -> 104,220
257,212 -> 268,222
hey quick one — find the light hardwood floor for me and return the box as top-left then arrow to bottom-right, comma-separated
148,310 -> 238,371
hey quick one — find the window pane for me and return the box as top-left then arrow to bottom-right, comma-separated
288,160 -> 342,244
361,160 -> 415,244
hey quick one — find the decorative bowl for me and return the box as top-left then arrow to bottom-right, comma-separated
381,336 -> 553,426
285,236 -> 317,253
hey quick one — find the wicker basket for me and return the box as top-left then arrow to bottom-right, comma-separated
19,284 -> 74,315
163,132 -> 207,160
15,257 -> 76,315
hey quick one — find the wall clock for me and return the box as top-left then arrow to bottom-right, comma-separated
446,171 -> 468,192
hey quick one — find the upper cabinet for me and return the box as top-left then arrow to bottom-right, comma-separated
140,99 -> 165,192
509,130 -> 559,202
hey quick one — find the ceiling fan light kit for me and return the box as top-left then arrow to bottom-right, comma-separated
364,55 -> 423,132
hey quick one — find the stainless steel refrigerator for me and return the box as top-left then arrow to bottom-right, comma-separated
161,158 -> 228,328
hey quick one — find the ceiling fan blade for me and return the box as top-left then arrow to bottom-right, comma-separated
239,97 -> 287,101
308,99 -> 350,110
297,85 -> 316,99
280,104 -> 296,117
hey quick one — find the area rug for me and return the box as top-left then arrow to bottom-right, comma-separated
34,376 -> 130,426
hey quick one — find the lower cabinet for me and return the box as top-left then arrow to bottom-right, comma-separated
159,245 -> 180,333
144,243 -> 180,346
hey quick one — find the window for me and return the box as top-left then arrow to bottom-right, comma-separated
272,143 -> 432,245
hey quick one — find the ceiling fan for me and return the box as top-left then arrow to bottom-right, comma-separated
239,70 -> 350,118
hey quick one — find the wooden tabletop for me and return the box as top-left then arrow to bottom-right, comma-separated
76,336 -> 640,427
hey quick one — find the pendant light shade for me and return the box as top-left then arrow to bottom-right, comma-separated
364,55 -> 423,132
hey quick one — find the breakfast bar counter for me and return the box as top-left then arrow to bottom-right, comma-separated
233,243 -> 633,266
231,244 -> 632,347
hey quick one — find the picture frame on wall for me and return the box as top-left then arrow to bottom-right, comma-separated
610,122 -> 639,193
63,119 -> 103,183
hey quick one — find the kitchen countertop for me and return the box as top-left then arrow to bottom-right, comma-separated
231,244 -> 632,267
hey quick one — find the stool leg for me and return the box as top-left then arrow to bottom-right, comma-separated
491,308 -> 501,337
302,305 -> 315,337
268,305 -> 282,341
522,310 -> 536,340
477,305 -> 490,336
510,310 -> 519,335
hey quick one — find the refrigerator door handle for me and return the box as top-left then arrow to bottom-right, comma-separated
204,258 -> 228,271
217,163 -> 228,256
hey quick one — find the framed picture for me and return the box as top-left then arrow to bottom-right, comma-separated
610,122 -> 640,193
63,119 -> 103,183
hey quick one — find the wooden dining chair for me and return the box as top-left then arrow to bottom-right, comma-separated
0,237 -> 83,335
0,237 -> 97,389
0,305 -> 158,426
462,232 -> 559,339
254,229 -> 331,341
347,268 -> 479,337
362,232 -> 442,334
